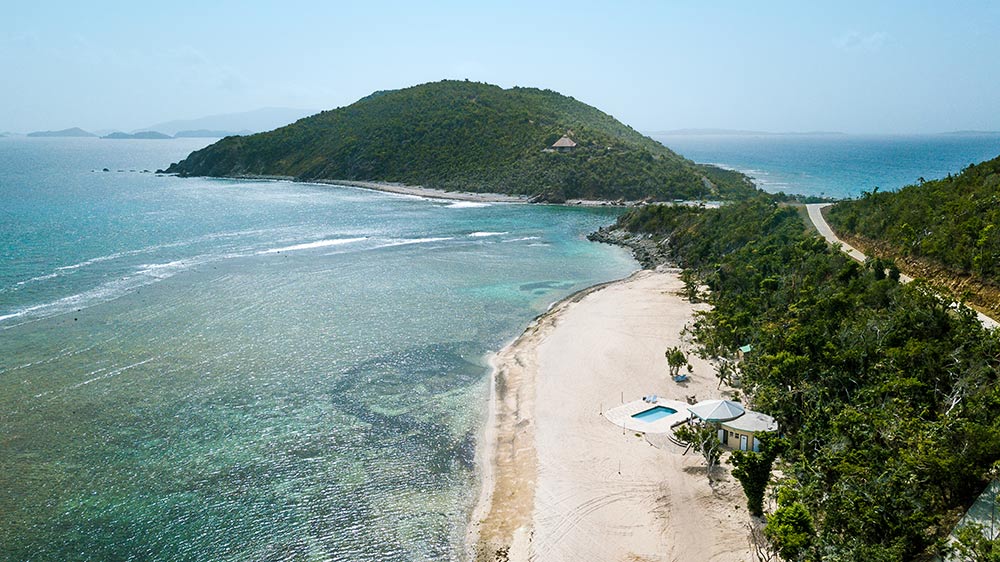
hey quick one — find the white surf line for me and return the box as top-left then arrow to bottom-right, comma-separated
374,237 -> 455,248
445,201 -> 491,208
806,203 -> 998,330
257,237 -> 368,254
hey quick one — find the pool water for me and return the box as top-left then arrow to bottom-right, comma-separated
631,405 -> 678,423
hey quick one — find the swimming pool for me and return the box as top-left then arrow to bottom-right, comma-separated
631,405 -> 678,423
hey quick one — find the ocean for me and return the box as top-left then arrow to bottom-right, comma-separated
653,132 -> 1000,199
0,137 -> 635,561
5,131 -> 1000,560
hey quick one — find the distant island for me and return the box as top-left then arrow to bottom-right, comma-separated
163,80 -> 758,202
102,131 -> 172,140
174,129 -> 252,138
649,128 -> 846,136
941,130 -> 1000,136
27,127 -> 96,138
141,107 -> 315,137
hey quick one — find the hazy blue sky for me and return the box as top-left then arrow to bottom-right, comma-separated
3,1 -> 998,134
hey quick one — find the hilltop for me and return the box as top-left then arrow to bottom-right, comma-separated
163,81 -> 758,202
826,153 -> 1000,315
27,127 -> 96,138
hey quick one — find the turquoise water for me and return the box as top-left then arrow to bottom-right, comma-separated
654,133 -> 1000,199
0,137 -> 636,561
631,406 -> 677,422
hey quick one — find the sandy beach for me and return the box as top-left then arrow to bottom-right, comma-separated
469,269 -> 752,561
314,179 -> 530,203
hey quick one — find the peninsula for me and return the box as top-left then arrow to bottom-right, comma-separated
162,80 -> 757,202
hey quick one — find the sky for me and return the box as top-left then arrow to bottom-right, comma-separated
2,1 -> 999,134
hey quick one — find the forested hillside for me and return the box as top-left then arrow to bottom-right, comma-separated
826,155 -> 1000,303
163,80 -> 758,202
610,199 -> 1000,560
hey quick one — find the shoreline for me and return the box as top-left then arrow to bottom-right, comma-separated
466,274 -> 634,560
314,179 -> 530,203
160,173 -> 675,207
467,268 -> 751,561
158,173 -> 530,203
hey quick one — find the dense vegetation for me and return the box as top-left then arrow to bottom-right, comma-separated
613,199 -> 1000,560
164,80 -> 758,201
826,155 -> 1000,280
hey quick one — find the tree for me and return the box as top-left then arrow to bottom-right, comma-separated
730,434 -> 783,516
764,501 -> 815,561
665,346 -> 689,378
715,357 -> 736,389
680,270 -> 702,302
674,422 -> 722,486
615,196 -> 1000,559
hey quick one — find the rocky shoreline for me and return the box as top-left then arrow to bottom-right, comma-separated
587,225 -> 674,269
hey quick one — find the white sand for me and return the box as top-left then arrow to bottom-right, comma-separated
469,269 -> 752,561
315,179 -> 529,203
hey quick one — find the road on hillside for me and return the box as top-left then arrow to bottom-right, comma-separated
805,203 -> 998,330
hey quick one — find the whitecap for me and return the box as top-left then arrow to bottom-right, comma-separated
445,201 -> 490,208
0,283 -> 127,326
55,251 -> 129,271
135,259 -> 200,279
375,237 -> 455,248
1,255 -> 218,327
16,272 -> 61,285
257,237 -> 368,254
468,231 -> 508,238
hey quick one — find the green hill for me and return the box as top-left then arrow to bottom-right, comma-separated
826,155 -> 1000,308
163,80 -> 757,201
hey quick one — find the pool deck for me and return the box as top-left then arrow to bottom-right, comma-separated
603,397 -> 691,434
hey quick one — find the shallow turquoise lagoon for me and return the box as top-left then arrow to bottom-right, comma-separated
0,137 -> 636,561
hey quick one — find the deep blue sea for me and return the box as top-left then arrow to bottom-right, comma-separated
653,133 -> 1000,199
0,137 -> 636,561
